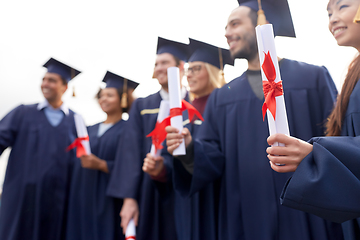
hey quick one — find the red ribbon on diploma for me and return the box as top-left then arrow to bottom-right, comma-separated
147,100 -> 204,154
125,237 -> 136,240
261,51 -> 283,121
66,136 -> 89,158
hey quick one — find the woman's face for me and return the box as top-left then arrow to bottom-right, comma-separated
328,0 -> 360,50
98,88 -> 121,115
187,61 -> 214,97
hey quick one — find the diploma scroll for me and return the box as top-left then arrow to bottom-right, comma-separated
167,67 -> 186,155
150,100 -> 170,157
74,114 -> 91,156
125,218 -> 136,240
255,24 -> 290,146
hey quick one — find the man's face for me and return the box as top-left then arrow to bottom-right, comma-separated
41,72 -> 67,102
225,6 -> 258,60
153,53 -> 177,88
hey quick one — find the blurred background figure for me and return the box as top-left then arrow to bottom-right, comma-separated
66,71 -> 138,240
0,58 -> 80,240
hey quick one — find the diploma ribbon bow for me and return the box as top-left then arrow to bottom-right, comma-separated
261,51 -> 283,121
147,100 -> 204,154
66,136 -> 89,158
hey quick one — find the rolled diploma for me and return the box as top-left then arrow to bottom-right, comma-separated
255,24 -> 290,147
125,218 -> 136,239
74,114 -> 91,155
167,67 -> 186,155
150,100 -> 170,157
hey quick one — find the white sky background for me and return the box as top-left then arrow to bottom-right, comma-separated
0,0 -> 358,187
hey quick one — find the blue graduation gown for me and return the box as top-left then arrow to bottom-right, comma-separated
280,80 -> 360,240
172,95 -> 220,240
0,104 -> 77,240
66,120 -> 125,240
175,59 -> 343,239
107,92 -> 177,240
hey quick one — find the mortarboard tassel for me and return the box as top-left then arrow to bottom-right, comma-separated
354,5 -> 360,23
121,78 -> 128,108
71,68 -> 76,97
218,47 -> 225,78
257,0 -> 267,26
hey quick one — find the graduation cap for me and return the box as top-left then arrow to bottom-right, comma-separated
156,37 -> 188,62
237,0 -> 296,37
43,58 -> 81,82
102,71 -> 139,108
188,38 -> 234,70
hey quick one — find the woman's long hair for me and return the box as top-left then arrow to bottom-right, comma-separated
326,54 -> 360,136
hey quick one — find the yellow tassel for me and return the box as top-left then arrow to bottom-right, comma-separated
257,9 -> 267,26
354,5 -> 360,23
121,92 -> 128,108
121,78 -> 128,108
72,86 -> 76,97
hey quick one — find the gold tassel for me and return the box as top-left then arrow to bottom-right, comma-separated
354,5 -> 360,23
218,47 -> 225,79
71,68 -> 76,97
121,78 -> 128,108
257,0 -> 267,26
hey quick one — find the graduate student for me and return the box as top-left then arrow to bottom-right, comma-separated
66,71 -> 139,240
166,0 -> 344,239
107,37 -> 188,240
0,58 -> 80,240
144,38 -> 234,240
267,1 -> 360,239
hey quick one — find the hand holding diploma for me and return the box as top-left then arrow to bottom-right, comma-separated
142,153 -> 165,178
165,126 -> 192,156
147,67 -> 203,156
266,133 -> 313,172
120,198 -> 139,235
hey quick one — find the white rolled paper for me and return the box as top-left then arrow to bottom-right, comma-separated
150,100 -> 170,157
74,114 -> 91,155
125,218 -> 136,239
167,67 -> 186,155
255,24 -> 290,146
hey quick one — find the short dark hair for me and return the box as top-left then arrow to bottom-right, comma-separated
248,8 -> 257,27
173,55 -> 181,67
60,77 -> 67,85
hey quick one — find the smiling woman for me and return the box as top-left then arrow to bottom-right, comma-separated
266,1 -> 360,239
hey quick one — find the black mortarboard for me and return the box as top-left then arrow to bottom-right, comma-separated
102,71 -> 139,90
188,38 -> 234,70
237,0 -> 296,37
102,71 -> 139,108
43,58 -> 81,82
156,37 -> 188,62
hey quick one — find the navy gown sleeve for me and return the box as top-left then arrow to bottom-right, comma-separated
107,100 -> 143,200
188,89 -> 225,196
280,136 -> 360,223
0,105 -> 24,153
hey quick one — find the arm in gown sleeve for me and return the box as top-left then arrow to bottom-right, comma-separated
173,89 -> 225,197
106,100 -> 143,200
280,136 -> 360,223
0,105 -> 25,154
